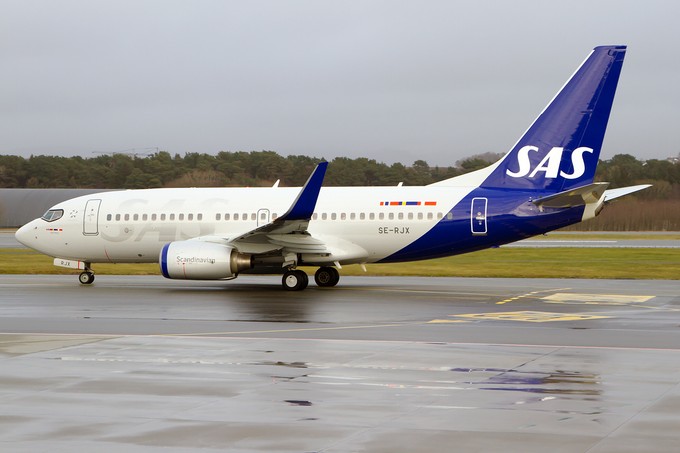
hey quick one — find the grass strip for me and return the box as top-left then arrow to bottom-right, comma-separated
1,248 -> 678,280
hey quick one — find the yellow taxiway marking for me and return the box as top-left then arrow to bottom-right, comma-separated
454,311 -> 610,323
427,319 -> 470,324
542,293 -> 654,305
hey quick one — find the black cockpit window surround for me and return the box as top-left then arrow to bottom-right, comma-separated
41,209 -> 64,222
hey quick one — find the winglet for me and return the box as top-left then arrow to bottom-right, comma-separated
279,161 -> 328,221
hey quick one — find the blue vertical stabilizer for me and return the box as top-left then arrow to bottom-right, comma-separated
480,46 -> 626,192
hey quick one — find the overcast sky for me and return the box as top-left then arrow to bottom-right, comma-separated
1,0 -> 678,166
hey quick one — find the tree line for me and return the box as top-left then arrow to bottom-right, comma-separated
1,151 -> 679,196
1,150 -> 678,230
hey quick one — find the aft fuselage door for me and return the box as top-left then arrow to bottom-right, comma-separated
471,197 -> 488,236
83,199 -> 102,235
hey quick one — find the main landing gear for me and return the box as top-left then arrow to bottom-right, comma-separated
281,266 -> 340,291
314,266 -> 340,287
282,269 -> 308,291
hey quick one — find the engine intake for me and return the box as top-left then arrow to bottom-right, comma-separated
160,241 -> 253,280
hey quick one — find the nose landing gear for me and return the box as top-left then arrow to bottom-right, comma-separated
78,263 -> 95,285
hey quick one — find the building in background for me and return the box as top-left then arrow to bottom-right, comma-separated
0,189 -> 114,228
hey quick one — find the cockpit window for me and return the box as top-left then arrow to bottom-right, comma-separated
41,209 -> 64,222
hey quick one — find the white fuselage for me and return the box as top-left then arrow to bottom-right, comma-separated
16,185 -> 474,265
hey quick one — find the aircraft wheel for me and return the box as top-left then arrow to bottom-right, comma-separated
79,272 -> 95,285
282,270 -> 308,291
314,267 -> 340,287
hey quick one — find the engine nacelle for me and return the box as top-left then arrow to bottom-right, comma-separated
160,241 -> 253,280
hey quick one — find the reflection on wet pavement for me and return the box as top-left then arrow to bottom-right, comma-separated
452,367 -> 601,395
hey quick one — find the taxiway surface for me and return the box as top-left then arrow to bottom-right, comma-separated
1,275 -> 679,452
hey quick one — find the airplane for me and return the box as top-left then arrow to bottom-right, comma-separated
15,45 -> 650,291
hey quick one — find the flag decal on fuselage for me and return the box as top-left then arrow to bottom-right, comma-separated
380,201 -> 437,206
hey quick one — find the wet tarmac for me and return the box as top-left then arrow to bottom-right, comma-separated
1,275 -> 679,452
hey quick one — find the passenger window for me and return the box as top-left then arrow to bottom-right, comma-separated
322,213 -> 327,220
198,214 -> 203,221
142,214 -> 148,221
133,214 -> 139,221
170,214 -> 175,221
417,212 -> 423,220
124,214 -> 130,221
446,212 -> 453,220
216,214 -> 221,221
312,213 -> 318,220
243,213 -> 248,220
369,213 -> 375,220
225,213 -> 230,221
350,213 -> 356,220
188,214 -> 193,221
341,213 -> 346,220
260,212 -> 266,220
272,213 -> 278,220
388,213 -> 394,220
234,213 -> 239,221
398,212 -> 403,220
427,213 -> 433,220
331,213 -> 337,220
116,214 -> 121,221
378,213 -> 384,220
437,213 -> 443,219
179,214 -> 184,221
152,214 -> 157,221
161,214 -> 166,221
360,213 -> 365,220
251,213 -> 256,221
408,212 -> 413,220
106,214 -> 112,221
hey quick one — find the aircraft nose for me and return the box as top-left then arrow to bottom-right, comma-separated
15,221 -> 38,248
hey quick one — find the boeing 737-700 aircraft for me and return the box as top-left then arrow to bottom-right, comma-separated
16,45 -> 649,290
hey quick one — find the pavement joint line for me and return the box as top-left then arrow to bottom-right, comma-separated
155,322 -> 418,337
3,331 -> 680,352
495,287 -> 571,305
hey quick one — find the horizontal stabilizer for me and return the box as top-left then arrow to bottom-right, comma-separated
532,182 -> 609,208
603,184 -> 651,202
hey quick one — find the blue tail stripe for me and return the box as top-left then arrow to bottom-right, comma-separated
384,46 -> 627,263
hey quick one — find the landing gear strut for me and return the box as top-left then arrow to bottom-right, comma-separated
282,269 -> 308,291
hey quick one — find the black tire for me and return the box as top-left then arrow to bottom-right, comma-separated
282,270 -> 308,291
79,272 -> 95,285
314,267 -> 340,287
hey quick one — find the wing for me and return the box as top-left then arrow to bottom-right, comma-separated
194,162 -> 367,266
